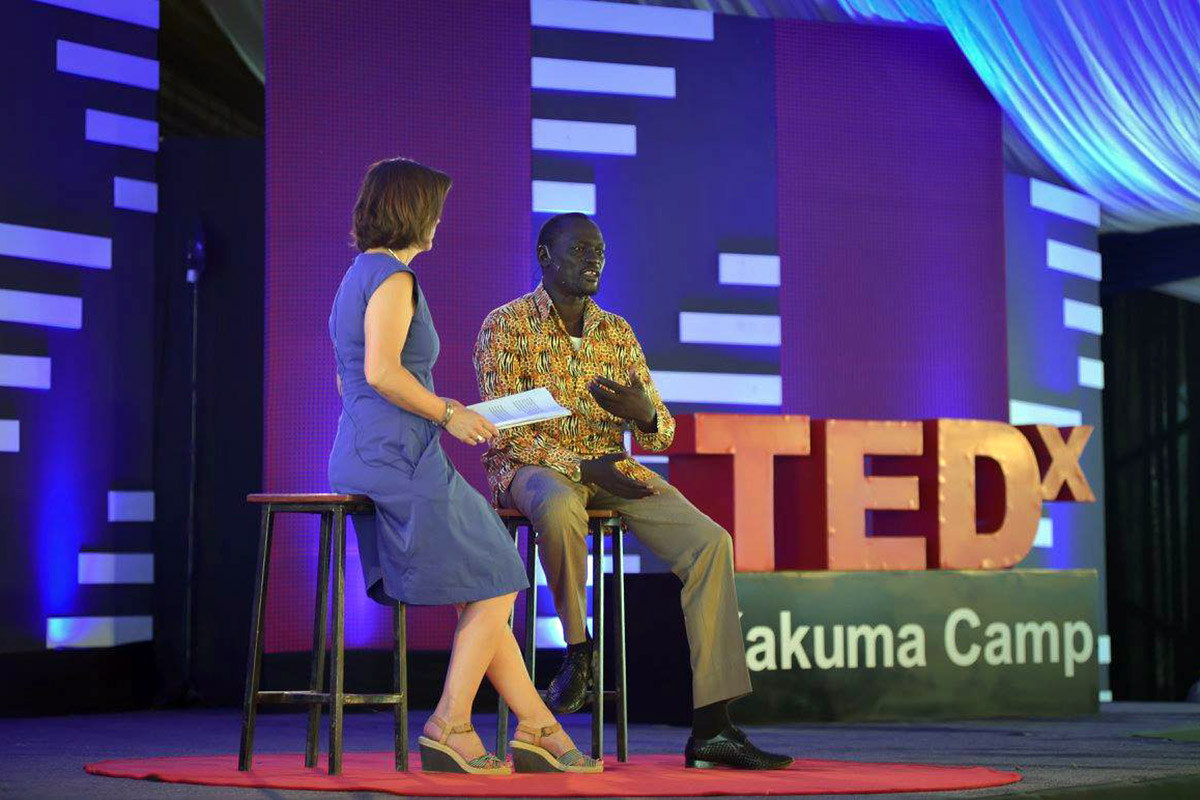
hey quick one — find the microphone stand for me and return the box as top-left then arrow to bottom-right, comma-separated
180,226 -> 206,704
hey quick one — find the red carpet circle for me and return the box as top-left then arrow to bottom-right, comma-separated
86,751 -> 1022,796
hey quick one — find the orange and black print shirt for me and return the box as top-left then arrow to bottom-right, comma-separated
473,283 -> 675,503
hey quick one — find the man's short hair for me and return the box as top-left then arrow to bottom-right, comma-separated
537,212 -> 592,255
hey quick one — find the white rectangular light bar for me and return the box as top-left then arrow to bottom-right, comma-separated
652,371 -> 781,406
0,355 -> 51,390
532,180 -> 596,214
1099,690 -> 1113,703
85,109 -> 159,152
634,454 -> 669,464
78,552 -> 154,584
718,253 -> 780,287
532,118 -> 636,155
1063,298 -> 1102,335
1078,356 -> 1105,389
679,311 -> 781,346
1033,517 -> 1053,549
1098,635 -> 1111,665
34,0 -> 159,28
108,490 -> 155,522
56,40 -> 159,90
535,616 -> 573,649
535,554 -> 641,587
0,289 -> 82,329
46,615 -> 153,648
0,420 -> 18,453
1009,399 -> 1082,427
1030,178 -> 1100,226
0,222 -> 111,269
532,57 -> 675,98
114,177 -> 158,213
532,0 -> 714,40
1047,240 -> 1101,281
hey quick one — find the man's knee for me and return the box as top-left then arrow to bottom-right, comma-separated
519,472 -> 587,544
698,522 -> 734,563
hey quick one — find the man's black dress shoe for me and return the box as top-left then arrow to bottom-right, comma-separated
541,647 -> 592,714
684,725 -> 794,770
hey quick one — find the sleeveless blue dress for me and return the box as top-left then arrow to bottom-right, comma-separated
327,252 -> 528,605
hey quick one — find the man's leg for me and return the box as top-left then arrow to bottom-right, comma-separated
594,474 -> 791,769
590,474 -> 751,709
501,466 -> 592,646
502,466 -> 596,712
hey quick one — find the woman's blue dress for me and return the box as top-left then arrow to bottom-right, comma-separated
327,252 -> 528,605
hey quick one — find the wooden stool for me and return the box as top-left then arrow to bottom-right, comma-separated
238,493 -> 408,776
494,508 -> 629,763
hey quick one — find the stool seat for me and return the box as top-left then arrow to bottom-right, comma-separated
494,507 -> 619,520
247,493 -> 373,509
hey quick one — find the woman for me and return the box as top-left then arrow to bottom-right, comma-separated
328,158 -> 599,775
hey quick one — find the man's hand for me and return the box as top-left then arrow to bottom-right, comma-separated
579,452 -> 657,500
589,368 -> 656,430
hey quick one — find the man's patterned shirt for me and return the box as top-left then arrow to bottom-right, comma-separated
473,283 -> 675,502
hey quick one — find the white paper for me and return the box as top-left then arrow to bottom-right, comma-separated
468,387 -> 572,430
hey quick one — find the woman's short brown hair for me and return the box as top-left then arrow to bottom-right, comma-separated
351,158 -> 452,251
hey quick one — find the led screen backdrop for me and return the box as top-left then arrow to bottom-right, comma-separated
0,1 -> 158,655
266,1 -> 1101,654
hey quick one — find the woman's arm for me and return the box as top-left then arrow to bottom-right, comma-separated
364,271 -> 498,444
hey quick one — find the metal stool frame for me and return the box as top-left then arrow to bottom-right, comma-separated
494,508 -> 629,763
238,493 -> 408,776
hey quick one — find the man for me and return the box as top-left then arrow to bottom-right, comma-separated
473,213 -> 791,770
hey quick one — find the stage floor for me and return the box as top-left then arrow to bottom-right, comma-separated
3,703 -> 1198,799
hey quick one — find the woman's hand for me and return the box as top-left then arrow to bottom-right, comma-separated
444,402 -> 500,446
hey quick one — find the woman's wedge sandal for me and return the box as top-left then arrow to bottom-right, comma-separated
510,722 -> 604,774
418,716 -> 512,775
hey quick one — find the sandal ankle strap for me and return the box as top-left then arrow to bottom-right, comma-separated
516,721 -> 562,746
429,715 -> 475,744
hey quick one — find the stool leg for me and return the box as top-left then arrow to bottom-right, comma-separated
496,520 -> 519,758
613,526 -> 628,762
524,524 -> 538,682
239,505 -> 275,771
328,507 -> 347,775
305,511 -> 333,768
590,521 -> 605,760
394,602 -> 408,771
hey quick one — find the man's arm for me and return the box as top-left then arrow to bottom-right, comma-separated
474,310 -> 584,482
624,325 -> 675,452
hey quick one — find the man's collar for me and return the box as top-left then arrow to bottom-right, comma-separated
532,282 -> 603,335
532,282 -> 556,323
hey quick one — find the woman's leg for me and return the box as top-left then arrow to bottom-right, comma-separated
423,593 -> 516,760
486,625 -> 583,757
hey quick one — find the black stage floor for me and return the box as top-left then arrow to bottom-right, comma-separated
3,703 -> 1198,799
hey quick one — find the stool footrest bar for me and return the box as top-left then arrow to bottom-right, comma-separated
257,691 -> 404,706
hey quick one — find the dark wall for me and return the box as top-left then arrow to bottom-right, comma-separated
154,138 -> 264,704
1101,226 -> 1200,702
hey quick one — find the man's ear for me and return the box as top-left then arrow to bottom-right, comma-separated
536,244 -> 550,266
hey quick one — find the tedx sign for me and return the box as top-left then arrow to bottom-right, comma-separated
650,414 -> 1094,572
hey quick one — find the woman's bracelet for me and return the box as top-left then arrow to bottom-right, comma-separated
438,399 -> 455,427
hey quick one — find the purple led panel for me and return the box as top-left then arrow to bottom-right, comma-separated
774,21 -> 1008,421
266,0 -> 531,651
